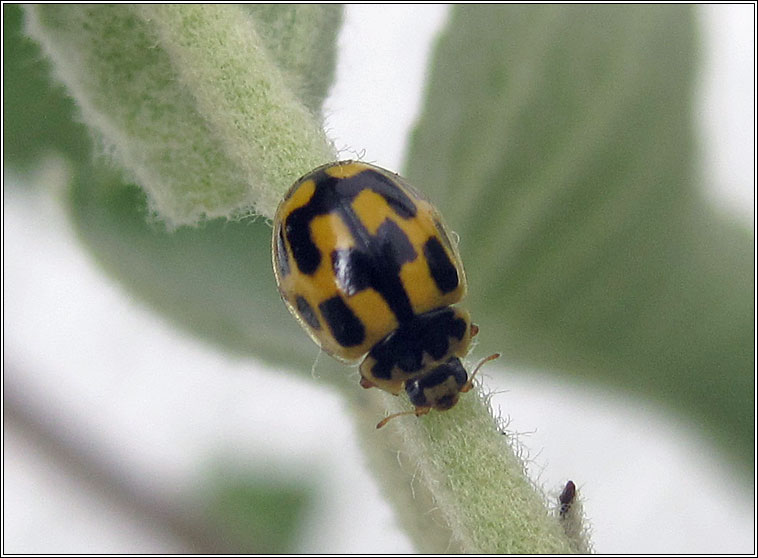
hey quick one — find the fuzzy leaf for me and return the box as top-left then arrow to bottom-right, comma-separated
2,4 -> 90,169
406,5 -> 753,466
243,5 -> 342,115
24,4 -> 336,226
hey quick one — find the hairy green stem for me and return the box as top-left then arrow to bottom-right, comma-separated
337,372 -> 581,553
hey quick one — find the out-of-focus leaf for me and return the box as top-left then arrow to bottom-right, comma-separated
2,4 -> 90,170
69,163 -> 318,370
406,5 -> 753,466
202,468 -> 313,554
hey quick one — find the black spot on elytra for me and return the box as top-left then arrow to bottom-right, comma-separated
285,167 -> 417,277
424,237 -> 459,294
369,308 -> 467,379
285,215 -> 321,275
331,219 -> 416,321
295,295 -> 320,330
319,296 -> 365,347
331,248 -> 372,296
286,165 -> 420,324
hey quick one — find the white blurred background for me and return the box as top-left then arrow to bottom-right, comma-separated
3,4 -> 754,553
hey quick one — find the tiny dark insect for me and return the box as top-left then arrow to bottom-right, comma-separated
559,480 -> 576,517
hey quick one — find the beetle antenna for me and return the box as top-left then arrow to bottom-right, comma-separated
461,353 -> 501,393
376,407 -> 431,429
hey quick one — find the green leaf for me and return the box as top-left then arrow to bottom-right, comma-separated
406,5 -> 753,466
68,163 -> 319,370
2,4 -> 90,170
243,5 -> 343,115
201,467 -> 313,554
24,4 -> 337,225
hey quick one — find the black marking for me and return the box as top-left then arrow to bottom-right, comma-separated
424,237 -> 459,294
405,357 -> 467,408
404,379 -> 427,407
319,295 -> 365,347
331,219 -> 416,320
425,357 -> 468,388
295,295 -> 320,330
369,308 -> 467,380
332,247 -> 372,295
286,215 -> 321,275
275,226 -> 290,277
286,167 -> 418,275
285,165 -> 419,323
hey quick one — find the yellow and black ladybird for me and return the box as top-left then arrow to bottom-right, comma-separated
272,161 -> 497,427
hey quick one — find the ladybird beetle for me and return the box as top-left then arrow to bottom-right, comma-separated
272,161 -> 498,428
